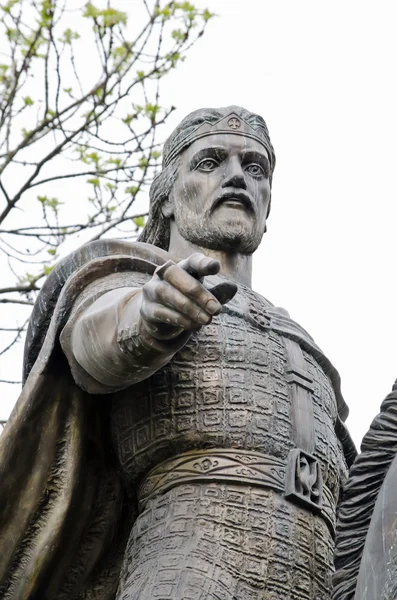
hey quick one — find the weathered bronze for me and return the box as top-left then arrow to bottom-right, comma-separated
0,106 -> 356,599
332,381 -> 397,600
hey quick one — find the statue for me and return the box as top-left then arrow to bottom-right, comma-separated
332,381 -> 397,600
0,106 -> 356,600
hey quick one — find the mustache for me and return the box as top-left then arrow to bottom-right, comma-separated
211,191 -> 256,216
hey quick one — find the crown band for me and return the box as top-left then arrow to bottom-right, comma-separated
163,112 -> 273,168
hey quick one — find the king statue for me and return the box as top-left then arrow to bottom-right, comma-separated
0,106 -> 356,600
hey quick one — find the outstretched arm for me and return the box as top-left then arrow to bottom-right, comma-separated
61,253 -> 236,393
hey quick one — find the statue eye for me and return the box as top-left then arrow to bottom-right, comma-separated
196,158 -> 218,172
245,163 -> 265,177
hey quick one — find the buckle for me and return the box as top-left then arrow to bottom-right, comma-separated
285,448 -> 323,513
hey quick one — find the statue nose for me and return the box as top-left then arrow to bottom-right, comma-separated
222,173 -> 247,190
222,160 -> 247,190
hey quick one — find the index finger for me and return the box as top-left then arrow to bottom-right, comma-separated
155,261 -> 221,316
178,253 -> 220,280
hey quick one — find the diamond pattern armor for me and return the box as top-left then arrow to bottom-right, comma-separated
111,279 -> 347,599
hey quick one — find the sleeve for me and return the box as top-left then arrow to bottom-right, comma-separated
60,269 -> 189,394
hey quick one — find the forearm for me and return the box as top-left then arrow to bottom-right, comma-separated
61,287 -> 189,393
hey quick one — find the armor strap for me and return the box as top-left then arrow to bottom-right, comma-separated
283,337 -> 315,453
282,337 -> 329,520
138,448 -> 336,538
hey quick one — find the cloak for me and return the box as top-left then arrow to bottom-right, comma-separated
0,240 -> 355,599
0,240 -> 170,600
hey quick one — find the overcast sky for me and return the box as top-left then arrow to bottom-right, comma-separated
1,0 -> 397,449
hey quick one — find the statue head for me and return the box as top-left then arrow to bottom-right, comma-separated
139,105 -> 276,254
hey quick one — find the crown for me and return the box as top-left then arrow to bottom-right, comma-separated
163,112 -> 271,167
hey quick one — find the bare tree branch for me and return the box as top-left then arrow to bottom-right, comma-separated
0,298 -> 34,305
0,0 -> 215,360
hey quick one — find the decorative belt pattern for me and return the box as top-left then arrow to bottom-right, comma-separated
137,448 -> 336,537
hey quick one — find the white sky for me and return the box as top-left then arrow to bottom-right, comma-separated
1,0 -> 397,450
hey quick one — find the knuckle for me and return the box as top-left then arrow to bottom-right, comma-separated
185,280 -> 200,297
176,259 -> 187,271
179,316 -> 191,329
198,255 -> 211,268
205,296 -> 221,315
179,297 -> 189,312
200,313 -> 211,325
142,281 -> 151,296
144,279 -> 156,297
154,280 -> 167,300
150,305 -> 163,322
200,289 -> 214,304
140,301 -> 152,321
189,252 -> 205,263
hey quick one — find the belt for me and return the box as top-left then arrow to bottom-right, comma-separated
137,448 -> 336,538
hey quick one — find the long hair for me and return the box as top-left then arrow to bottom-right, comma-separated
138,155 -> 181,250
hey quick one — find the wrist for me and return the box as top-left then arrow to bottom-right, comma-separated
117,292 -> 188,361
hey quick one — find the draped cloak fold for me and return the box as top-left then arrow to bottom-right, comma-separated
0,240 -> 355,599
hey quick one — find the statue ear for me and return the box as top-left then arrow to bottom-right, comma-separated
266,193 -> 272,219
161,193 -> 174,218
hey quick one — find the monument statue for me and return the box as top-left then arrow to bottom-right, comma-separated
0,106 -> 356,600
332,381 -> 397,600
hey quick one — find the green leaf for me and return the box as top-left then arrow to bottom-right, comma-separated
40,0 -> 54,25
83,2 -> 100,18
125,185 -> 138,195
166,51 -> 181,68
6,28 -> 19,42
106,157 -> 121,166
155,6 -> 172,19
102,7 -> 127,27
202,8 -> 215,22
47,248 -> 56,255
23,96 -> 34,106
37,195 -> 63,214
59,28 -> 80,44
133,216 -> 145,228
83,3 -> 127,27
87,177 -> 100,186
43,265 -> 54,276
171,29 -> 186,42
174,2 -> 197,18
19,272 -> 36,285
2,0 -> 18,14
122,113 -> 135,125
144,103 -> 160,121
112,44 -> 132,60
85,152 -> 101,167
179,2 -> 195,10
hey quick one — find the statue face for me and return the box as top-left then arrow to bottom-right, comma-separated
165,133 -> 271,254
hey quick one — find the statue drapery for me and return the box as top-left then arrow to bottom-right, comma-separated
0,239 -> 355,599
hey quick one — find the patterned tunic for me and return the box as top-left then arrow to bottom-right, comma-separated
111,275 -> 348,600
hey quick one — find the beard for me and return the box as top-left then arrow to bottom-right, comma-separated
174,207 -> 265,255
